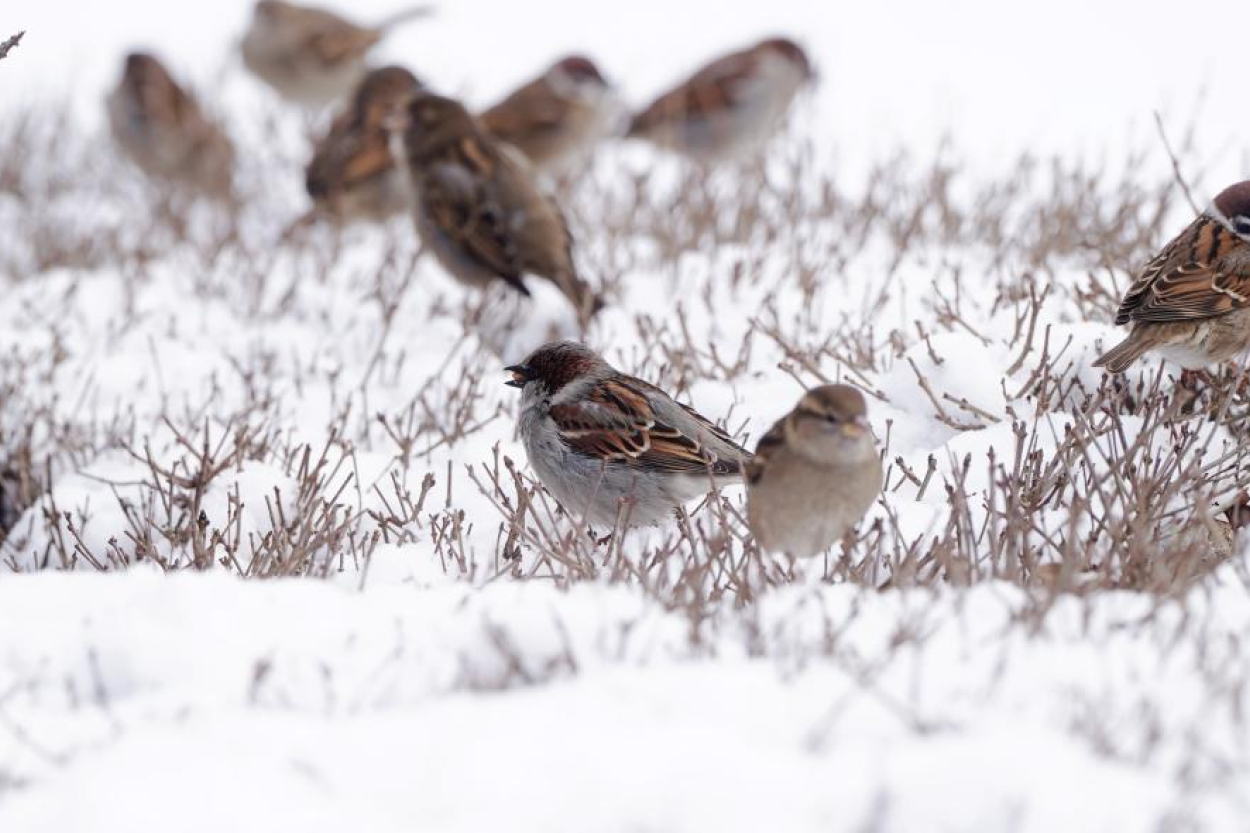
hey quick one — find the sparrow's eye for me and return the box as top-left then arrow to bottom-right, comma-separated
823,414 -> 839,424
1234,216 -> 1250,237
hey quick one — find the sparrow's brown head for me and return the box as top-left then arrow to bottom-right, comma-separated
254,0 -> 293,22
354,65 -> 423,125
122,51 -> 174,88
551,55 -> 608,88
785,384 -> 873,459
1212,180 -> 1250,237
505,341 -> 605,392
758,37 -> 814,80
403,92 -> 484,163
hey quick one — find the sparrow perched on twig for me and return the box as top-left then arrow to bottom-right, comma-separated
106,52 -> 235,198
305,65 -> 422,221
402,93 -> 600,322
480,55 -> 621,175
745,385 -> 881,557
627,36 -> 814,162
1094,180 -> 1250,372
240,0 -> 434,108
505,341 -> 750,528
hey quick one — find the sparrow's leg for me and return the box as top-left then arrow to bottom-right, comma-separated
1172,368 -> 1222,417
1105,373 -> 1137,413
1173,369 -> 1204,416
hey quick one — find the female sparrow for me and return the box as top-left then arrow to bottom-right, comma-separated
403,93 -> 600,322
480,55 -> 621,175
505,341 -> 750,528
305,65 -> 422,222
240,0 -> 433,108
1095,180 -> 1250,372
106,52 -> 235,198
627,37 -> 814,162
745,385 -> 881,558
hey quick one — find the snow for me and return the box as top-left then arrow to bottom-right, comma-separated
3,573 -> 1248,831
4,0 -> 1250,830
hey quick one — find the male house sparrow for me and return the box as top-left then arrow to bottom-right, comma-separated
505,341 -> 750,528
480,55 -> 620,175
627,37 -> 813,162
305,65 -> 422,222
1094,180 -> 1250,372
403,93 -> 600,322
745,385 -> 881,558
240,0 -> 433,108
106,52 -> 235,198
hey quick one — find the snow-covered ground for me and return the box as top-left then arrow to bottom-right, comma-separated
3,1 -> 1250,830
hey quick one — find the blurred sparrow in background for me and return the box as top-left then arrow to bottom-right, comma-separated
480,55 -> 621,176
627,36 -> 813,162
107,52 -> 235,199
1094,180 -> 1250,372
402,93 -> 600,323
241,0 -> 433,108
505,341 -> 749,528
305,65 -> 423,222
745,385 -> 881,558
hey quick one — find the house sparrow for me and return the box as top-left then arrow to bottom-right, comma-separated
480,55 -> 621,175
505,341 -> 750,528
106,52 -> 235,198
627,37 -> 814,162
305,65 -> 422,221
403,93 -> 600,322
240,0 -> 433,108
1094,180 -> 1250,372
745,385 -> 881,558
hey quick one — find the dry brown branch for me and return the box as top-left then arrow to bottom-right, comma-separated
0,31 -> 23,62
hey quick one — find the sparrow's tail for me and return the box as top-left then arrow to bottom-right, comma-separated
1093,329 -> 1155,373
375,4 -> 436,31
550,270 -> 603,327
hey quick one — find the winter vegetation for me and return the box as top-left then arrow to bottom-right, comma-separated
2,1 -> 1249,830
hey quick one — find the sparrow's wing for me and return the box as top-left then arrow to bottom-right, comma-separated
495,159 -> 598,313
306,112 -> 355,195
420,153 -> 531,295
306,117 -> 394,198
549,378 -> 742,476
481,79 -> 570,147
744,417 -> 785,485
1116,218 -> 1250,323
629,48 -> 756,135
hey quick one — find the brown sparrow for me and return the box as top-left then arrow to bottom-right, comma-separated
480,55 -> 621,175
106,52 -> 236,198
240,0 -> 434,108
1095,180 -> 1250,372
402,92 -> 600,322
506,341 -> 750,528
305,65 -> 422,222
745,385 -> 882,558
627,37 -> 814,162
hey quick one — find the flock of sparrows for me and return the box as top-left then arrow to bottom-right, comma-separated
103,1 -> 1250,558
505,342 -> 881,557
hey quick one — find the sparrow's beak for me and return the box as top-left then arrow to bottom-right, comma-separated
840,416 -> 869,438
504,364 -> 532,388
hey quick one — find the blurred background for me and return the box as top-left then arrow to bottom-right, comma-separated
4,0 -> 1247,190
